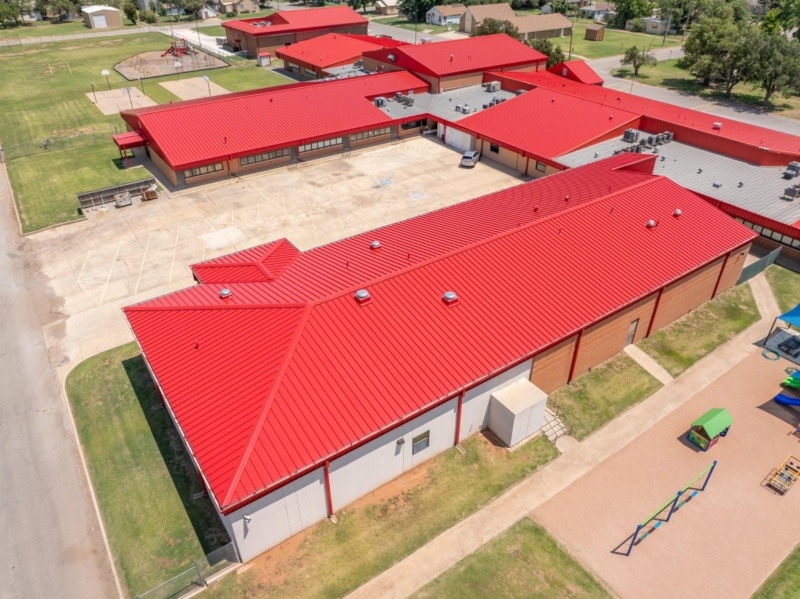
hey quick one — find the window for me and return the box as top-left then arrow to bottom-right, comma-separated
535,161 -> 547,173
412,431 -> 430,454
489,143 -> 499,154
352,127 -> 391,141
303,67 -> 317,77
240,148 -> 290,166
752,225 -> 763,234
286,61 -> 299,70
299,137 -> 342,153
401,120 -> 423,130
184,162 -> 223,178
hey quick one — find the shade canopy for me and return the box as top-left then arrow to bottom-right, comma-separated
692,408 -> 733,439
779,304 -> 800,327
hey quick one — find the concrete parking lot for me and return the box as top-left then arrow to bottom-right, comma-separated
30,137 -> 525,381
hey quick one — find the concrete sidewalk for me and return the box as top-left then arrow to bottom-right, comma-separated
345,275 -> 777,599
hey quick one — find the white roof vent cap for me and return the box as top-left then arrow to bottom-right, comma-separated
674,209 -> 682,217
355,289 -> 371,303
646,219 -> 657,228
370,240 -> 381,250
219,288 -> 232,298
442,291 -> 459,305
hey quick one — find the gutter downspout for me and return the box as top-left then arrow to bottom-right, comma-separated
567,329 -> 585,382
646,287 -> 665,338
324,460 -> 334,518
454,390 -> 465,445
711,252 -> 730,299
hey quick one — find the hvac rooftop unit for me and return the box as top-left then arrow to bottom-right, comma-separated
515,89 -> 526,96
406,97 -> 414,106
783,162 -> 800,179
663,131 -> 673,142
485,81 -> 500,92
374,97 -> 386,107
647,135 -> 655,146
622,129 -> 639,143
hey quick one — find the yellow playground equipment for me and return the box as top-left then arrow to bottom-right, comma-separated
767,456 -> 800,495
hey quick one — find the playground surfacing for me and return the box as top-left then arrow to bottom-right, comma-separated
115,49 -> 227,81
534,350 -> 800,598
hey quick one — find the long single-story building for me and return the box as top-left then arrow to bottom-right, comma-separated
514,13 -> 573,40
222,6 -> 368,57
124,152 -> 754,562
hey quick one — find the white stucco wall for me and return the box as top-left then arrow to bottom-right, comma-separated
222,467 -> 328,562
329,398 -> 457,510
458,358 -> 533,442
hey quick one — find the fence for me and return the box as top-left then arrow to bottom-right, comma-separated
77,177 -> 156,211
136,542 -> 239,599
738,247 -> 780,284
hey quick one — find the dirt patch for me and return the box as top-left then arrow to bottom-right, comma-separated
115,49 -> 227,81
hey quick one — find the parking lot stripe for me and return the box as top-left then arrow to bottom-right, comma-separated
134,233 -> 152,296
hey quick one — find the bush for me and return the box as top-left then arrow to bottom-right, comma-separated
140,9 -> 157,23
631,18 -> 645,32
225,11 -> 236,17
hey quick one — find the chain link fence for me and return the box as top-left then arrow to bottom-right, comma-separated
2,126 -> 120,161
136,542 -> 239,599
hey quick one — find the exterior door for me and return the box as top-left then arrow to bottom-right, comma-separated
625,318 -> 639,346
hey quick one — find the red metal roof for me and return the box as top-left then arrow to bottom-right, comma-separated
547,60 -> 604,85
125,155 -> 754,512
494,69 -> 800,165
362,34 -> 546,78
456,86 -> 641,163
120,71 -> 428,170
222,6 -> 366,37
274,33 -> 384,69
112,131 -> 146,150
193,239 -> 300,284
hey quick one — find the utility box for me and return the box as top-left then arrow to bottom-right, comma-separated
257,51 -> 271,67
488,378 -> 548,448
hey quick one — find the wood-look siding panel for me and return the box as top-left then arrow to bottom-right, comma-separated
651,259 -> 722,331
572,294 -> 657,377
531,335 -> 577,393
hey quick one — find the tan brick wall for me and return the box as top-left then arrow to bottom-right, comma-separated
714,245 -> 750,295
149,147 -> 178,187
232,154 -> 291,175
440,72 -> 484,92
531,335 -> 577,393
572,293 -> 657,377
650,258 -> 723,331
184,163 -> 230,185
481,140 -> 525,172
502,63 -> 542,73
298,143 -> 343,161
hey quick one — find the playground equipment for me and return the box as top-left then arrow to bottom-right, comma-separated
774,391 -> 800,407
687,408 -> 732,451
622,461 -> 717,556
162,39 -> 196,59
783,373 -> 800,389
766,456 -> 800,495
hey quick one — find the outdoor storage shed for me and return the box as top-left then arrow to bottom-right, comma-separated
688,408 -> 733,451
585,25 -> 604,41
81,5 -> 122,29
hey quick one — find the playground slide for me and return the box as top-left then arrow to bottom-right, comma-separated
775,393 -> 800,406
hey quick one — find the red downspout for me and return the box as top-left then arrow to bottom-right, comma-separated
567,329 -> 585,382
454,390 -> 465,445
324,460 -> 334,517
645,287 -> 665,338
711,252 -> 730,299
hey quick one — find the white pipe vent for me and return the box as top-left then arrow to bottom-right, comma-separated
442,291 -> 458,305
219,288 -> 231,299
354,289 -> 371,304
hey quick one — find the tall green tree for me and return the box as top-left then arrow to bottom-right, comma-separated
716,26 -> 758,96
123,1 -> 138,23
620,45 -> 657,75
745,30 -> 800,103
472,17 -> 520,37
613,0 -> 653,28
529,37 -> 566,67
398,0 -> 436,22
681,10 -> 740,84
348,0 -> 375,13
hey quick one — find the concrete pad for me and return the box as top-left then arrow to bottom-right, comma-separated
534,350 -> 800,599
87,87 -> 158,116
160,77 -> 230,100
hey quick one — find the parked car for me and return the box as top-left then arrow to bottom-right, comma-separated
460,150 -> 480,168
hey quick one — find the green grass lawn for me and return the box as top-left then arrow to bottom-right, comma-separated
197,24 -> 227,37
549,354 -> 662,441
0,32 -> 290,232
204,434 -> 559,599
752,542 -> 800,598
765,265 -> 800,313
0,19 -> 134,41
66,343 -> 230,597
566,20 -> 682,60
638,283 -> 759,377
412,518 -> 610,599
613,58 -> 800,117
373,16 -> 450,34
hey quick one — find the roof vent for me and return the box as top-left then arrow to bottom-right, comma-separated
387,54 -> 396,62
674,209 -> 682,217
442,291 -> 459,305
697,168 -> 703,174
565,194 -> 570,201
738,181 -> 744,188
219,288 -> 231,299
712,181 -> 722,188
370,240 -> 381,250
354,289 -> 371,304
712,122 -> 722,130
646,219 -> 657,228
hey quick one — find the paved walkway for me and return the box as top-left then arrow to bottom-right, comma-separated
345,274 -> 778,599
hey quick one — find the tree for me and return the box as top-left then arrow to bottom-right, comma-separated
38,0 -> 79,19
681,12 -> 739,84
123,1 -> 138,24
472,17 -> 520,38
348,0 -> 375,13
0,0 -> 25,27
549,0 -> 568,14
529,37 -> 566,67
745,30 -> 800,103
716,26 -> 759,96
613,0 -> 653,28
398,0 -> 435,23
620,45 -> 657,75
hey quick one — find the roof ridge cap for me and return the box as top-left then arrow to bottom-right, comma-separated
124,302 -> 306,312
222,304 -> 314,507
309,174 -> 660,308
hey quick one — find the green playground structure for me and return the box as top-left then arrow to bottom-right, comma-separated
783,376 -> 800,389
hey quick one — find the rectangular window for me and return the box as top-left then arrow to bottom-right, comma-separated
351,127 -> 391,141
753,225 -> 763,234
401,120 -> 423,130
412,431 -> 430,454
792,238 -> 800,249
286,61 -> 299,70
535,161 -> 547,173
304,67 -> 317,77
782,234 -> 794,246
490,143 -> 499,153
763,228 -> 773,237
299,137 -> 342,153
184,162 -> 224,178
240,148 -> 290,166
